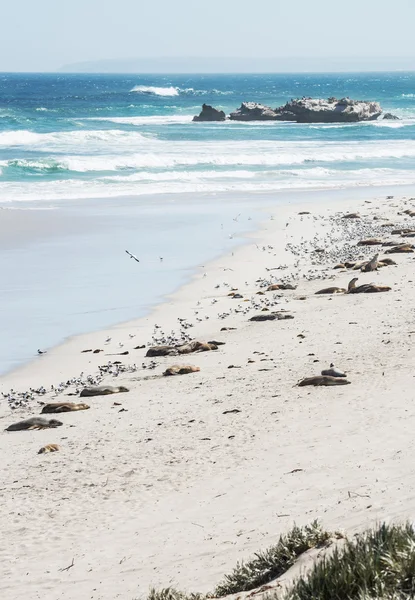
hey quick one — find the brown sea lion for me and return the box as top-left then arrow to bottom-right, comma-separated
6,417 -> 63,431
378,258 -> 396,266
348,277 -> 391,293
177,340 -> 217,354
80,385 -> 129,397
38,444 -> 60,454
266,283 -> 296,291
41,402 -> 90,414
385,244 -> 414,254
249,312 -> 294,321
298,376 -> 350,387
163,365 -> 201,376
315,284 -> 347,294
146,345 -> 177,357
357,239 -> 383,246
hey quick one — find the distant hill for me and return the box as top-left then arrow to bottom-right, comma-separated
59,56 -> 415,74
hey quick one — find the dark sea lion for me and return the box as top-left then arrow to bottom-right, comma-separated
80,385 -> 129,397
146,345 -> 177,357
249,312 -> 294,321
348,277 -> 391,293
38,444 -> 60,454
357,238 -> 383,246
177,340 -> 218,354
361,253 -> 379,272
41,402 -> 90,414
298,376 -> 350,387
163,365 -> 201,376
6,417 -> 63,431
267,283 -> 296,291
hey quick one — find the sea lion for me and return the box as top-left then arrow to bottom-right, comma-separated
6,417 -> 63,431
249,312 -> 294,321
361,253 -> 379,272
385,244 -> 414,254
341,213 -> 360,219
315,284 -> 347,294
266,283 -> 296,291
177,341 -> 217,354
321,363 -> 347,378
41,402 -> 90,414
146,345 -> 177,357
163,365 -> 201,376
38,444 -> 60,454
80,385 -> 129,397
378,258 -> 396,266
357,239 -> 383,246
298,376 -> 350,387
348,277 -> 391,293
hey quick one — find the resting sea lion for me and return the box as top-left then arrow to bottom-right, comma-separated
41,402 -> 90,414
249,312 -> 294,322
177,340 -> 217,354
298,376 -> 350,387
38,444 -> 60,454
163,365 -> 200,376
357,239 -> 383,246
321,363 -> 347,378
266,283 -> 296,291
341,213 -> 360,219
6,417 -> 63,431
385,244 -> 414,254
348,277 -> 391,293
315,284 -> 347,294
80,385 -> 129,397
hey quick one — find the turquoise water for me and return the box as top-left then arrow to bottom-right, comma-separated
1,72 -> 415,203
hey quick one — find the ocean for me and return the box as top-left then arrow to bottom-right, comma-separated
1,72 -> 415,202
0,72 -> 415,376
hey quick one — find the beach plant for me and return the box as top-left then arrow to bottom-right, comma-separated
213,520 -> 331,596
148,587 -> 206,600
284,522 -> 415,600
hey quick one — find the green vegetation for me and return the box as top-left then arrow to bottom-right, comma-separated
284,522 -> 415,600
214,521 -> 330,596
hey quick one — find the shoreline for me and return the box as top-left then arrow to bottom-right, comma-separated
3,185 -> 415,599
2,182 -> 415,387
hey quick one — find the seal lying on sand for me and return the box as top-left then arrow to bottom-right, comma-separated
163,365 -> 201,376
6,417 -> 63,431
146,341 -> 218,357
357,238 -> 383,246
315,284 -> 347,294
266,283 -> 297,291
298,376 -> 350,387
249,312 -> 294,322
41,402 -> 90,413
80,385 -> 129,397
348,277 -> 391,293
385,244 -> 414,254
321,363 -> 347,378
38,444 -> 60,454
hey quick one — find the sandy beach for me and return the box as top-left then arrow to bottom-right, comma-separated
2,187 -> 415,600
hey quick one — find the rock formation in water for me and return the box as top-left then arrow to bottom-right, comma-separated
193,103 -> 226,122
224,97 -> 383,123
383,112 -> 400,120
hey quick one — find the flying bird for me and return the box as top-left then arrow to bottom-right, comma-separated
125,250 -> 140,262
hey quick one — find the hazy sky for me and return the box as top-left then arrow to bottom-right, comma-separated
1,0 -> 415,72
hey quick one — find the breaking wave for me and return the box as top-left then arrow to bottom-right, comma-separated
130,85 -> 180,96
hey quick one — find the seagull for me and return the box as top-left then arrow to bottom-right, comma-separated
37,349 -> 46,355
125,250 -> 140,262
105,336 -> 111,343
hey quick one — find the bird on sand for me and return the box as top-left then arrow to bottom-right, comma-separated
125,250 -> 139,262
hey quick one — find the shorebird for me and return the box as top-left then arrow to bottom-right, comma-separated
125,250 -> 139,262
37,349 -> 46,355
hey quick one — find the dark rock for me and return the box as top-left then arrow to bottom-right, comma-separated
229,102 -> 280,121
193,104 -> 226,122
383,113 -> 400,120
274,97 -> 382,123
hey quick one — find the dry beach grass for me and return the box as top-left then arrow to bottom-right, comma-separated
1,191 -> 415,599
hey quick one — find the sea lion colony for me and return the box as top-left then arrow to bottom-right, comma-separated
2,202 -> 412,446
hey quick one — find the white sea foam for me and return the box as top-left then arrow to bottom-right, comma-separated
87,115 -> 193,126
130,85 -> 179,96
